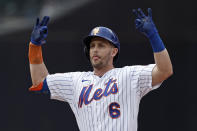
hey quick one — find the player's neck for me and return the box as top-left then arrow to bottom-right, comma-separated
93,64 -> 114,77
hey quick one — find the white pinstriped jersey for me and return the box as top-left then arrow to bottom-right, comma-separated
46,64 -> 161,131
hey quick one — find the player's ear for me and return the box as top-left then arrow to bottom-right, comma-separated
111,48 -> 118,57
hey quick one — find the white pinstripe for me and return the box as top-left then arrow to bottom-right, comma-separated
46,64 -> 162,131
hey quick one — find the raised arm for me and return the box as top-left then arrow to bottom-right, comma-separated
28,16 -> 50,91
133,8 -> 173,86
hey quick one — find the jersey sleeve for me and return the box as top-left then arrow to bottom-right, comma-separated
46,72 -> 75,103
129,64 -> 162,98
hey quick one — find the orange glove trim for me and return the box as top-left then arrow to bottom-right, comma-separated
29,42 -> 43,64
29,82 -> 43,91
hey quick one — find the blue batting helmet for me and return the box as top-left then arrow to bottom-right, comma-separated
83,26 -> 120,62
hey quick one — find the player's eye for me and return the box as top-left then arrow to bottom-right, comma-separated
98,43 -> 105,48
90,43 -> 95,48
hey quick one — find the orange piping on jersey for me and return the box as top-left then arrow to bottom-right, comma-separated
28,42 -> 43,64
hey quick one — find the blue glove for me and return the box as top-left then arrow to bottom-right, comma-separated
133,8 -> 157,38
133,8 -> 165,52
31,16 -> 50,46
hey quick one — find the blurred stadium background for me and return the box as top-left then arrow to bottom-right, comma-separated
0,0 -> 196,131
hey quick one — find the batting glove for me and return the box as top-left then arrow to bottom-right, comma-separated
31,16 -> 50,45
133,8 -> 158,38
133,8 -> 165,52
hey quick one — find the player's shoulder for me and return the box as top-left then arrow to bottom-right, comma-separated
65,70 -> 93,78
117,64 -> 154,72
110,66 -> 136,75
48,71 -> 92,78
116,65 -> 141,71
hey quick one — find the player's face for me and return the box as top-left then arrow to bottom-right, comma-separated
89,37 -> 118,69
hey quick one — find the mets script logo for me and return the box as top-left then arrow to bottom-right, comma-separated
78,78 -> 118,108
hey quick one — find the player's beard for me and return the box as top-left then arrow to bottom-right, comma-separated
91,52 -> 112,69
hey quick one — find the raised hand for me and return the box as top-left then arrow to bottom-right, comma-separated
31,16 -> 50,45
133,8 -> 158,38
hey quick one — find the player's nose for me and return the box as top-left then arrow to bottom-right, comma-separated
92,45 -> 99,52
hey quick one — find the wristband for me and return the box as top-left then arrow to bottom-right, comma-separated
29,42 -> 43,64
148,33 -> 165,52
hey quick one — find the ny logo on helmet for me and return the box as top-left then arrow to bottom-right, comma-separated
93,27 -> 99,35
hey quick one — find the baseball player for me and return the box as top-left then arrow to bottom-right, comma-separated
28,8 -> 173,131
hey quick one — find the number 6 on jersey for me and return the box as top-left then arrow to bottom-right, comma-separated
108,102 -> 120,119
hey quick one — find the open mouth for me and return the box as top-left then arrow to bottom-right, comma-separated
92,56 -> 100,60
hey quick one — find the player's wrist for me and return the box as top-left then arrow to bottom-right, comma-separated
146,28 -> 158,38
30,39 -> 46,46
30,39 -> 41,46
29,42 -> 43,64
148,32 -> 165,52
29,42 -> 41,46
